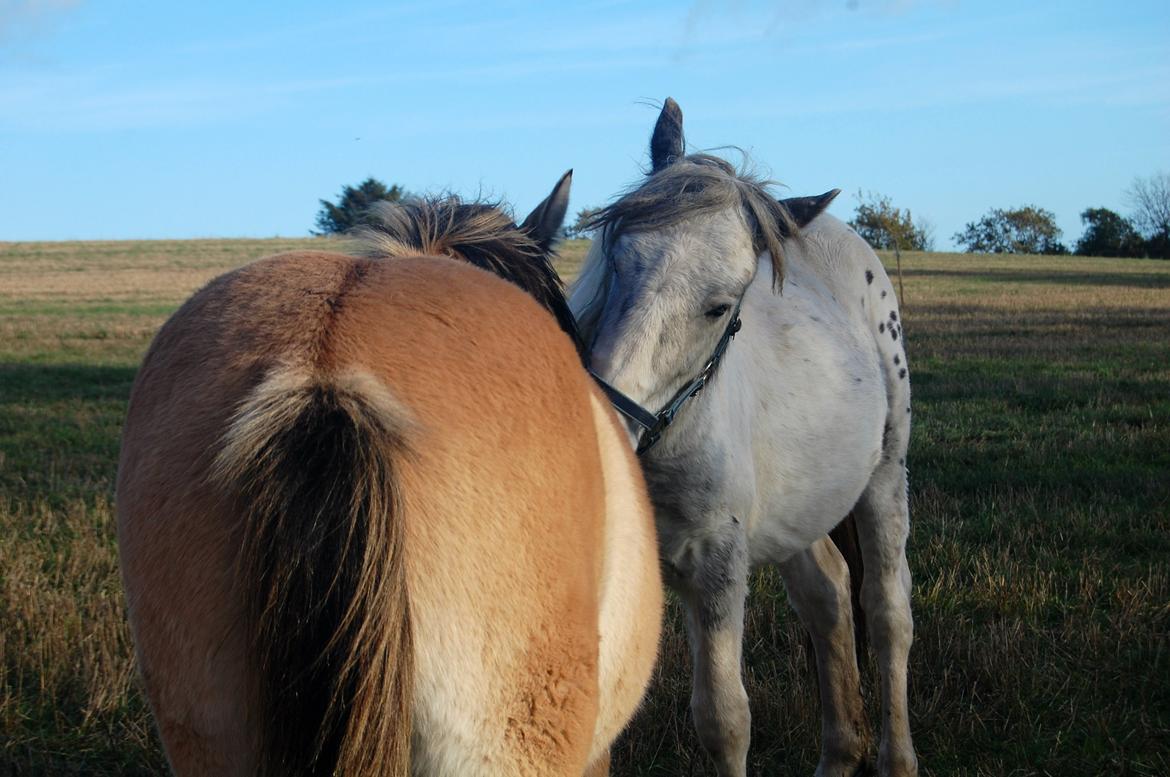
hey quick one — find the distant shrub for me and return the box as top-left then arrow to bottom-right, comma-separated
1075,208 -> 1145,258
314,178 -> 406,235
564,206 -> 603,240
848,190 -> 934,251
953,205 -> 1067,255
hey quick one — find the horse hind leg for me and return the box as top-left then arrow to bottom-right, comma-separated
778,536 -> 873,776
130,589 -> 255,776
852,437 -> 918,776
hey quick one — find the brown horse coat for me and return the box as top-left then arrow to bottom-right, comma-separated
117,199 -> 662,776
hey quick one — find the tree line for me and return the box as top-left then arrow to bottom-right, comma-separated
315,172 -> 1170,259
845,172 -> 1168,258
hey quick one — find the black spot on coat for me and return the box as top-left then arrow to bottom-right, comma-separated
865,270 -> 874,284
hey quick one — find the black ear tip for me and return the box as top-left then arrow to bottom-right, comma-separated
650,97 -> 686,172
780,188 -> 843,229
561,169 -> 573,183
660,97 -> 682,123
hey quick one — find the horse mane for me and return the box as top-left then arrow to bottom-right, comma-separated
351,196 -> 583,357
569,153 -> 798,349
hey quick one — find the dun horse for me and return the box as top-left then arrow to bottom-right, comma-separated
116,174 -> 663,776
572,101 -> 918,776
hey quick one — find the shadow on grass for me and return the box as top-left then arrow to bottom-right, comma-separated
0,363 -> 138,504
0,363 -> 138,404
903,267 -> 1170,289
905,302 -> 1170,326
910,367 -> 1170,407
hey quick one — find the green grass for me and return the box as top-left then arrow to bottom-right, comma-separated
1,239 -> 1167,775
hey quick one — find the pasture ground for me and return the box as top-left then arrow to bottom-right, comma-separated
1,238 -> 1167,775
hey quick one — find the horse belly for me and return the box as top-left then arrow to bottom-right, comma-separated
747,316 -> 885,563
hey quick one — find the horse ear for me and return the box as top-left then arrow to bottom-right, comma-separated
521,169 -> 573,250
650,97 -> 685,173
779,189 -> 842,228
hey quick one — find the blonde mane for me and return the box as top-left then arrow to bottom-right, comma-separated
352,196 -> 582,353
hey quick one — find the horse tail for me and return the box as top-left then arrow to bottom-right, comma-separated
214,366 -> 414,777
829,512 -> 867,661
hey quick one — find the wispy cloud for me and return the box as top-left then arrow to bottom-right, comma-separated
699,61 -> 1170,123
0,53 -> 666,132
0,0 -> 81,48
173,2 -> 466,58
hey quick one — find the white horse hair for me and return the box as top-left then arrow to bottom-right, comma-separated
570,98 -> 918,777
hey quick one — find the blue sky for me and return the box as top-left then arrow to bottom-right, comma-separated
1,0 -> 1167,247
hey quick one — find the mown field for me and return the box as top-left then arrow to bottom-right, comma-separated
1,238 -> 1168,775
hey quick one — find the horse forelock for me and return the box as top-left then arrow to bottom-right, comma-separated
352,197 -> 584,357
583,153 -> 798,290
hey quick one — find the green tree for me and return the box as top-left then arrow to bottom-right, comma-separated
564,206 -> 603,240
1125,172 -> 1170,259
848,190 -> 934,251
1074,208 -> 1144,257
953,205 -> 1067,255
314,178 -> 405,235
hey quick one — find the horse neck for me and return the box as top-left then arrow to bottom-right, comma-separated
646,337 -> 752,466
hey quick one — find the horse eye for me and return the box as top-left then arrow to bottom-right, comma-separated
705,304 -> 730,319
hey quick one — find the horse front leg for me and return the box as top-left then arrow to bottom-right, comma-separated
779,536 -> 872,776
677,523 -> 752,777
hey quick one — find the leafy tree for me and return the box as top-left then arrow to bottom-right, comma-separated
953,205 -> 1067,255
1074,208 -> 1144,257
564,206 -> 603,240
1143,230 -> 1170,259
314,178 -> 405,235
848,190 -> 934,251
1125,172 -> 1170,259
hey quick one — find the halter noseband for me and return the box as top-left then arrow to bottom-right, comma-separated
589,302 -> 742,455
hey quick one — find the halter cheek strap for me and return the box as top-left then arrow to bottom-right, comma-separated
589,303 -> 742,455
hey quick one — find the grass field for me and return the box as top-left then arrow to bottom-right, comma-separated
1,237 -> 1168,775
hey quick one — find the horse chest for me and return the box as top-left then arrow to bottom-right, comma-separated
645,290 -> 886,569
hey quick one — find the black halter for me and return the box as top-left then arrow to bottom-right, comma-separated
589,303 -> 742,455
